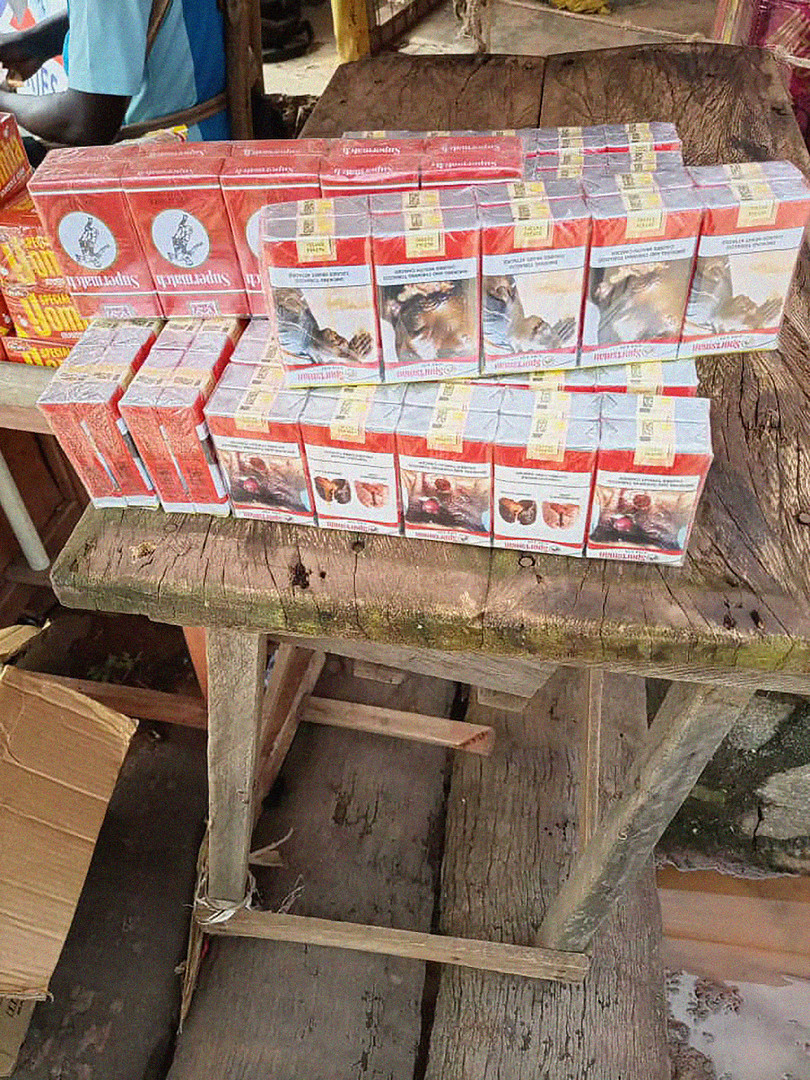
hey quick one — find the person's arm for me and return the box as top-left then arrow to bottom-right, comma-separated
0,11 -> 69,81
0,86 -> 129,144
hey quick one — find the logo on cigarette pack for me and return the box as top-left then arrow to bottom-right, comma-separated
58,212 -> 117,271
151,210 -> 211,268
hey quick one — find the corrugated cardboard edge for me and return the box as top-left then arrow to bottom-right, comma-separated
0,998 -> 35,1078
0,624 -> 43,664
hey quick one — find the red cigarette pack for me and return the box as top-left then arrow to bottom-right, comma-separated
220,153 -> 321,316
320,151 -> 421,197
602,122 -> 682,154
123,156 -> 248,317
420,144 -> 524,188
233,138 -> 327,157
586,393 -> 712,565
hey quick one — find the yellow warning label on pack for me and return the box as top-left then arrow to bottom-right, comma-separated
616,172 -> 657,192
626,361 -> 664,393
634,419 -> 675,467
527,390 -> 571,462
402,190 -> 440,211
329,384 -> 376,442
626,122 -> 653,144
731,181 -> 777,228
622,190 -> 666,238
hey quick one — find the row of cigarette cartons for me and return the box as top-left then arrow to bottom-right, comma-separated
203,373 -> 711,565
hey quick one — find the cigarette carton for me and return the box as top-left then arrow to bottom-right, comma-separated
531,152 -> 608,180
29,156 -> 162,318
582,169 -> 695,198
594,359 -> 698,396
123,156 -> 248,317
602,122 -> 681,154
205,363 -> 313,523
371,202 -> 480,383
534,126 -> 606,155
425,135 -> 523,157
233,138 -> 327,157
480,367 -> 596,391
370,188 -> 476,214
0,113 -> 32,202
420,144 -> 524,188
332,138 -> 426,158
474,178 -> 582,206
607,149 -> 685,173
300,383 -> 405,534
262,196 -> 369,222
582,187 -> 703,366
679,179 -> 810,357
480,196 -> 591,375
401,380 -> 503,411
220,153 -> 321,316
262,197 -> 381,386
688,161 -> 806,187
586,393 -> 712,565
493,389 -> 600,555
395,382 -> 502,546
341,131 -> 415,140
3,336 -> 72,366
228,317 -> 279,364
320,151 -> 422,197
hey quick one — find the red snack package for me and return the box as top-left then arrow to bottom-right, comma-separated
0,291 -> 13,335
395,382 -> 502,546
0,113 -> 33,202
205,363 -> 313,523
300,384 -> 405,535
480,195 -> 591,376
261,197 -> 381,386
4,336 -> 72,366
371,201 -> 480,383
586,394 -> 712,565
220,153 -> 321,316
123,156 -> 247,317
493,388 -> 600,555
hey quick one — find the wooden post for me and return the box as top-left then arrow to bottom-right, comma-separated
579,668 -> 604,847
206,628 -> 267,902
331,0 -> 371,63
224,0 -> 258,139
539,682 -> 754,953
182,626 -> 209,699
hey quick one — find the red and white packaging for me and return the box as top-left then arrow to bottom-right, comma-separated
689,161 -> 806,187
341,130 -> 415,139
4,336 -> 72,367
301,383 -> 405,534
228,317 -> 280,365
220,154 -> 321,316
395,382 -> 502,546
582,187 -> 703,366
535,125 -> 605,156
594,359 -> 698,396
482,368 -> 597,392
205,363 -> 312,523
262,197 -> 381,386
0,291 -> 13,336
370,187 -> 476,215
586,393 -> 712,566
679,179 -> 810,357
493,388 -> 600,555
420,142 -> 524,189
123,156 -> 248,317
607,149 -> 685,173
531,152 -> 607,180
0,113 -> 32,203
602,122 -> 682,154
582,169 -> 695,198
320,151 -> 421,197
371,202 -> 480,383
480,195 -> 591,375
474,178 -> 582,206
29,155 -> 162,318
233,138 -> 328,157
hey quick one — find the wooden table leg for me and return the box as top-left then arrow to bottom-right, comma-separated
206,628 -> 267,903
579,668 -> 604,849
183,626 -> 209,699
539,682 -> 754,953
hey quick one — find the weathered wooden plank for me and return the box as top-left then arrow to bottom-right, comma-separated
302,53 -> 546,138
580,668 -> 604,847
352,659 -> 406,684
331,0 -> 370,62
205,629 -> 267,903
14,672 -> 207,727
303,694 -> 495,754
167,661 -> 453,1080
0,362 -> 52,434
425,669 -> 670,1079
539,682 -> 754,953
203,910 -> 588,982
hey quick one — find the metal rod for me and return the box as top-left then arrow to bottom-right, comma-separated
0,447 -> 50,571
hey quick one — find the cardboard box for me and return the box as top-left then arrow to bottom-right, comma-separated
594,359 -> 698,396
679,178 -> 810,357
479,195 -> 591,375
493,389 -> 600,555
301,383 -> 405,534
372,202 -> 480,383
123,156 -> 248,317
0,662 -> 135,1003
205,363 -> 313,523
582,187 -> 703,366
262,197 -> 381,386
586,393 -> 713,565
29,155 -> 162,318
220,153 -> 321,316
395,382 -> 502,546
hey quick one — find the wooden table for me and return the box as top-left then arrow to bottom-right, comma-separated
50,41 -> 810,1070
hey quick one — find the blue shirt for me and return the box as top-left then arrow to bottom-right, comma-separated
65,0 -> 229,141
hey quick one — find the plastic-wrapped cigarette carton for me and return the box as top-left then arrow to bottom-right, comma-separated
29,153 -> 162,318
424,135 -> 523,157
395,382 -> 503,546
480,195 -> 591,375
475,178 -> 582,206
586,393 -> 712,565
582,187 -> 703,366
531,152 -> 608,180
602,122 -> 681,154
262,197 -> 381,386
493,388 -> 600,555
123,155 -> 248,317
300,383 -> 405,534
232,138 -> 328,157
371,202 -> 480,383
0,113 -> 32,202
262,195 -> 369,222
320,151 -> 422,197
607,149 -> 685,173
370,188 -> 476,215
420,144 -> 524,188
582,169 -> 695,198
594,359 -> 698,396
341,130 -> 415,140
688,162 -> 806,187
205,363 -> 312,523
220,153 -> 321,316
679,178 -> 810,357
228,317 -> 281,366
481,368 -> 597,391
534,125 -> 606,155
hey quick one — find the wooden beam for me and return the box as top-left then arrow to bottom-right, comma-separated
352,659 -> 406,685
16,672 -> 206,727
538,682 -> 754,953
303,696 -> 495,755
206,629 -> 267,903
182,626 -> 209,699
0,363 -> 53,434
476,686 -> 534,713
579,669 -> 604,848
200,909 -> 589,983
331,0 -> 371,63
